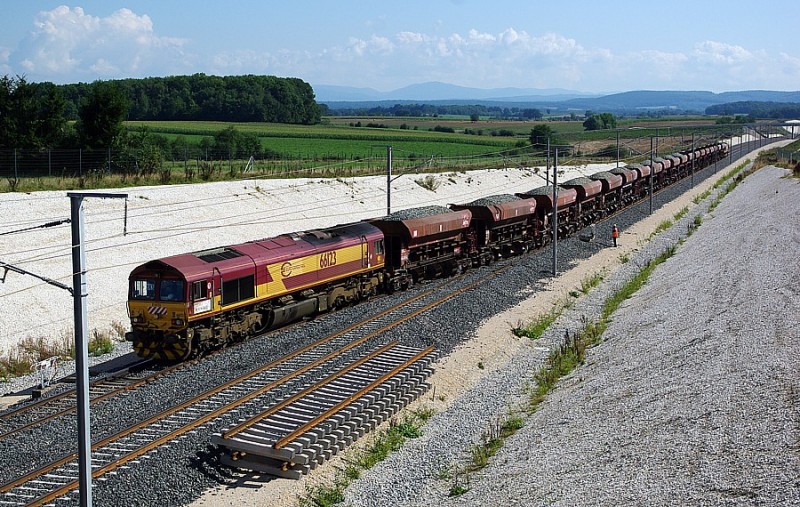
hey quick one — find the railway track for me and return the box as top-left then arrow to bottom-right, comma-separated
0,264 -> 503,505
215,342 -> 435,479
0,358 -> 157,441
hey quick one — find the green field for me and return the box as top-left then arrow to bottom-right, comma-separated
122,116 -> 743,178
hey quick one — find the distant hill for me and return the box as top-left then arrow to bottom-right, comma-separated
556,90 -> 800,113
314,81 -> 597,103
315,82 -> 800,114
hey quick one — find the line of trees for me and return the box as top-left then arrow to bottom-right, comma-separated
60,74 -> 321,124
322,103 -> 543,120
705,101 -> 800,118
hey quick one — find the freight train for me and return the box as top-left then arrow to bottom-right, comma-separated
126,142 -> 728,361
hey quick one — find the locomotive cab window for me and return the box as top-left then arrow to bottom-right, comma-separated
159,280 -> 185,302
374,239 -> 384,254
131,279 -> 156,300
192,280 -> 209,301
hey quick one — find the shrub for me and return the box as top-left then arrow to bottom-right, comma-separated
415,175 -> 440,191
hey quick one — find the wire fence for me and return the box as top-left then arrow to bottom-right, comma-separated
0,147 -> 565,183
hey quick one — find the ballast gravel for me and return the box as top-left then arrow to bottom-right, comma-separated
342,165 -> 800,506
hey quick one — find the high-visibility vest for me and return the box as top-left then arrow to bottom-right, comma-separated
612,227 -> 619,238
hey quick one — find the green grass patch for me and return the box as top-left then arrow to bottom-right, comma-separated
529,243 -> 680,412
580,271 -> 605,294
299,408 -> 434,507
512,299 -> 570,340
673,206 -> 689,222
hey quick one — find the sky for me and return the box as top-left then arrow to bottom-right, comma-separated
1,1 -> 799,95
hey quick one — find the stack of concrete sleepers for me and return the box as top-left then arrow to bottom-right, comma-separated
213,348 -> 435,479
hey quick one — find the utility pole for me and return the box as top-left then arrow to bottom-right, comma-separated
545,138 -> 550,186
552,147 -> 558,276
691,133 -> 695,188
68,192 -> 127,507
386,146 -> 392,215
649,136 -> 654,215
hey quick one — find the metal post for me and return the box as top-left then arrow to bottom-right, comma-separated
69,194 -> 92,507
14,149 -> 17,180
67,192 -> 127,507
552,148 -> 558,276
545,138 -> 550,186
729,135 -> 733,168
655,128 -> 659,158
691,133 -> 695,188
649,137 -> 654,215
616,129 -> 620,169
386,145 -> 392,215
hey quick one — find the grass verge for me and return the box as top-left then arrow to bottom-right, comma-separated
0,323 -> 125,382
299,407 -> 434,507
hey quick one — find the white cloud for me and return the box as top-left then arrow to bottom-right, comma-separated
9,6 -> 188,82
6,7 -> 797,93
694,40 -> 753,65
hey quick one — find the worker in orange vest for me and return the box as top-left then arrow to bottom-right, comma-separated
612,224 -> 620,247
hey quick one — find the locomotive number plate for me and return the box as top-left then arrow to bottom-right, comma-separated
319,250 -> 337,269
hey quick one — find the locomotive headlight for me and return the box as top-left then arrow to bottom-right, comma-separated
172,318 -> 185,326
131,316 -> 142,323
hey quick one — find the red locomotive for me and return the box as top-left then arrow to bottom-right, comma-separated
127,222 -> 386,360
127,142 -> 728,361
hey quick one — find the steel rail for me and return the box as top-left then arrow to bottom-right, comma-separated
1,257 -> 509,505
221,341 -> 398,440
0,360 -> 158,441
272,345 -> 434,449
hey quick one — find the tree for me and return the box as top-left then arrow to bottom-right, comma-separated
0,75 -> 67,149
521,108 -> 543,120
529,124 -> 557,147
470,113 -> 480,122
583,112 -> 617,131
76,81 -> 130,149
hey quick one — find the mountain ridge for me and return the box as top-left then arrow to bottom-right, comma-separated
314,82 -> 800,113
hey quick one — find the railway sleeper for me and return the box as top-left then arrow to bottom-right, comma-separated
215,366 -> 432,478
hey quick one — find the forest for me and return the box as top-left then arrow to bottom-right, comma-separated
59,74 -> 321,124
705,101 -> 800,118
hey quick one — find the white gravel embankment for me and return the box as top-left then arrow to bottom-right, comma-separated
0,164 -> 604,391
339,165 -> 799,506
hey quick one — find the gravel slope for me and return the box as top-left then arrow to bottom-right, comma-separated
341,165 -> 800,506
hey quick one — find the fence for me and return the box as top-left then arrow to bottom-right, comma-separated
0,147 -> 563,182
0,148 -> 273,180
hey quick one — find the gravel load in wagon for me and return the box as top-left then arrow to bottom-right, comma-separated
642,159 -> 663,174
627,163 -> 651,179
589,171 -> 624,191
673,153 -> 689,165
379,205 -> 452,221
460,194 -> 521,207
516,185 -> 577,211
561,177 -> 603,199
370,206 -> 472,243
452,194 -> 536,223
610,167 -> 639,184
